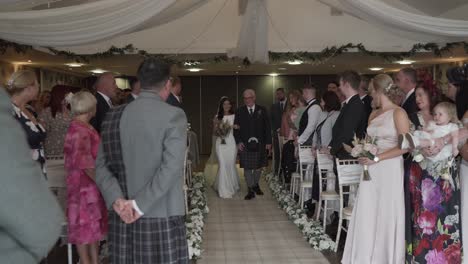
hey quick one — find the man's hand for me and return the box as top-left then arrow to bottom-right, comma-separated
319,147 -> 331,155
238,143 -> 245,152
113,198 -> 142,224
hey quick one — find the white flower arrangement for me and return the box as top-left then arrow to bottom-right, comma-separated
186,172 -> 209,260
266,173 -> 336,251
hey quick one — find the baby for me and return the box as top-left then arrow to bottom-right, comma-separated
400,102 -> 460,162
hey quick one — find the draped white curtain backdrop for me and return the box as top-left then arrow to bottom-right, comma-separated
228,0 -> 269,63
330,0 -> 468,39
0,0 -> 208,47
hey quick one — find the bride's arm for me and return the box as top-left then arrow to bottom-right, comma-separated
375,108 -> 410,161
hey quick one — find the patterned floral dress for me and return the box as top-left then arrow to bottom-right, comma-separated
40,107 -> 72,157
64,120 -> 108,244
11,103 -> 47,176
406,113 -> 462,263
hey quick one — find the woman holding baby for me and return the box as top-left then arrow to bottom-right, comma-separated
403,74 -> 465,263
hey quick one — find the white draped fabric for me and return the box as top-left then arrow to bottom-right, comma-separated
228,0 -> 269,63
335,0 -> 468,38
0,0 -> 208,47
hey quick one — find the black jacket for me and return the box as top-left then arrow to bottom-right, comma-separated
329,94 -> 366,159
166,93 -> 182,108
361,94 -> 373,128
402,92 -> 418,116
90,93 -> 111,134
234,105 -> 272,146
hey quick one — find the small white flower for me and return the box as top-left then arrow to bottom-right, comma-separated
451,230 -> 459,241
413,154 -> 424,163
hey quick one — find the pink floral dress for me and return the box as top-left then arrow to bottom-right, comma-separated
64,120 -> 108,244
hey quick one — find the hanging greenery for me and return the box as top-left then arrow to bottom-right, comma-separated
1,38 -> 467,66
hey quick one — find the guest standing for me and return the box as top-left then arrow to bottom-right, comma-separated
271,87 -> 287,174
342,74 -> 409,264
40,89 -> 72,157
395,67 -> 419,115
90,72 -> 117,133
0,87 -> 63,264
358,76 -> 373,128
166,76 -> 183,108
96,58 -> 189,263
126,77 -> 140,103
297,84 -> 321,146
6,70 -> 47,176
404,81 -> 439,263
64,91 -> 108,264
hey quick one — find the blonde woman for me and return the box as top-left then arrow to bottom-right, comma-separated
64,91 -> 108,264
342,74 -> 410,264
6,70 -> 47,176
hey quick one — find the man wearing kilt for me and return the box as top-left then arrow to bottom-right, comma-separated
96,58 -> 189,263
234,89 -> 272,200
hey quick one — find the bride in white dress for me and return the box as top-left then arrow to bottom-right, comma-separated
213,97 -> 240,198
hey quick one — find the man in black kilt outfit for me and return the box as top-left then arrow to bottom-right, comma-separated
234,89 -> 272,200
96,58 -> 189,263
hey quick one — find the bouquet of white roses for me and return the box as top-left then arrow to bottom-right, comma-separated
214,120 -> 232,144
343,135 -> 378,181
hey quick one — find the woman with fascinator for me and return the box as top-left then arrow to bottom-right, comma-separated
212,96 -> 240,198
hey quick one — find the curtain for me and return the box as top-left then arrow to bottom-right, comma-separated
335,0 -> 468,39
0,0 -> 208,47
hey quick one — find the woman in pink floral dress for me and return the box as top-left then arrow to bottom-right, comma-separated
64,91 -> 108,264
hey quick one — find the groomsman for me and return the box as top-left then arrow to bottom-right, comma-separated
358,76 -> 373,128
234,89 -> 272,200
90,72 -> 118,133
395,67 -> 419,115
166,76 -> 183,108
271,87 -> 287,174
297,84 -> 321,146
126,77 -> 140,103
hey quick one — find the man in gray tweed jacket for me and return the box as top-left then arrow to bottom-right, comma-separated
96,58 -> 188,263
0,88 -> 63,264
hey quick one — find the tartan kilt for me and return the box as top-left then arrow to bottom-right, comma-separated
239,147 -> 268,169
108,212 -> 189,264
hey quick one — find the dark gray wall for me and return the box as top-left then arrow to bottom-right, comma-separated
180,74 -> 337,154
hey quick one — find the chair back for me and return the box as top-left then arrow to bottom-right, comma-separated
336,159 -> 362,186
316,150 -> 335,191
316,151 -> 334,173
298,145 -> 314,180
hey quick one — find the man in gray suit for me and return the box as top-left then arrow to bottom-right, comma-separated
96,58 -> 189,263
0,88 -> 63,264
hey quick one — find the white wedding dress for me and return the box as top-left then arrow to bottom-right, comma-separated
213,115 -> 240,198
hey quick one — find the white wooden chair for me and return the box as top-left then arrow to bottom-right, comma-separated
297,145 -> 315,209
276,131 -> 285,185
335,159 -> 363,252
315,150 -> 339,232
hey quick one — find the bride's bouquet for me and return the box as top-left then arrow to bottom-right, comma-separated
215,120 -> 232,144
343,135 -> 378,181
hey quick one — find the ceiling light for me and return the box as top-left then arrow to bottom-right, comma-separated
269,73 -> 278,77
396,60 -> 415,65
235,71 -> 239,74
369,67 -> 383,71
90,69 -> 106,74
278,67 -> 287,71
187,68 -> 202,72
184,61 -> 200,66
66,63 -> 83,67
332,65 -> 336,68
286,60 -> 303,65
27,60 -> 32,63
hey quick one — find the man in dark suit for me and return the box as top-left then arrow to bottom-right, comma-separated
359,76 -> 373,128
90,72 -> 117,133
327,71 -> 366,159
395,67 -> 419,115
234,89 -> 272,200
270,87 -> 286,174
126,77 -> 140,103
166,76 -> 182,108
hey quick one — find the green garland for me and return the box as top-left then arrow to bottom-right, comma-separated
1,38 -> 467,66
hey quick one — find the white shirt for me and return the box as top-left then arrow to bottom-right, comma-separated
247,105 -> 256,114
131,93 -> 138,99
172,92 -> 181,103
343,94 -> 355,105
401,88 -> 415,106
298,99 -> 321,145
279,100 -> 286,111
97,91 -> 113,107
360,94 -> 368,100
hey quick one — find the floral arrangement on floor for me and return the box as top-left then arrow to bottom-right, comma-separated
266,173 -> 336,251
186,172 -> 209,260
